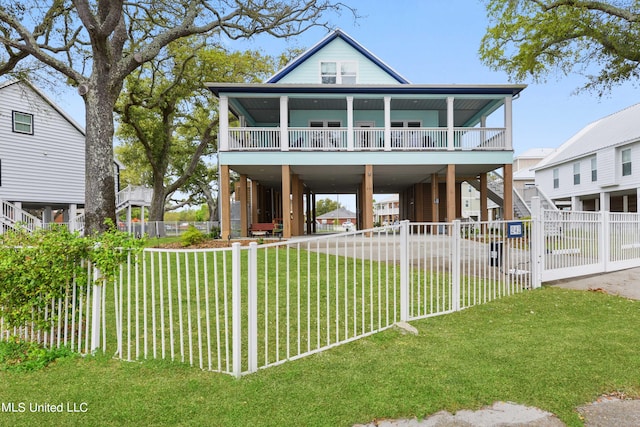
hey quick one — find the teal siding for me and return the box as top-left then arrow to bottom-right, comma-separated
277,38 -> 401,85
219,151 -> 513,166
289,109 -> 438,127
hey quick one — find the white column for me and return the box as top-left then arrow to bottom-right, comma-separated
384,96 -> 391,151
280,96 -> 289,151
69,204 -> 77,231
43,206 -> 52,224
600,192 -> 610,211
347,96 -> 354,151
14,201 -> 23,223
571,196 -> 581,211
447,96 -> 454,151
219,95 -> 229,151
504,95 -> 513,150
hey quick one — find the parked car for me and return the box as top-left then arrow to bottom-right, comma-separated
342,220 -> 355,232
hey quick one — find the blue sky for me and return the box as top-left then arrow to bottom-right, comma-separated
49,1 -> 640,208
220,0 -> 640,158
52,0 -> 639,156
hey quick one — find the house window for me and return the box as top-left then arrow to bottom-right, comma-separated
310,120 -> 341,128
591,158 -> 597,182
321,61 -> 357,84
12,111 -> 33,134
622,148 -> 632,176
573,162 -> 580,185
553,168 -> 559,189
391,121 -> 421,128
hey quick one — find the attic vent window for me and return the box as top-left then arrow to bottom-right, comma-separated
13,111 -> 33,135
321,61 -> 357,84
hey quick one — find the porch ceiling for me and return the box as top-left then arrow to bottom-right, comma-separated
231,97 -> 499,128
229,163 -> 503,194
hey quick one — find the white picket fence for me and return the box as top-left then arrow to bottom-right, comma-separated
5,201 -> 640,376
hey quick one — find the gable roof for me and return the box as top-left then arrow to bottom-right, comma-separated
267,29 -> 410,84
535,103 -> 640,170
0,79 -> 85,135
316,207 -> 356,219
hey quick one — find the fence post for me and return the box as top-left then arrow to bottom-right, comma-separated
231,242 -> 242,378
530,197 -> 542,289
247,242 -> 258,374
399,220 -> 410,321
91,266 -> 102,354
452,220 -> 461,311
601,211 -> 611,272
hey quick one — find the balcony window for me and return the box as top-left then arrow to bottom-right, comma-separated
553,168 -> 559,189
573,162 -> 580,185
310,120 -> 341,128
13,111 -> 33,134
591,158 -> 597,182
622,148 -> 632,176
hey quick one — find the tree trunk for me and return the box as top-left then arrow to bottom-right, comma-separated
83,88 -> 117,235
148,173 -> 167,237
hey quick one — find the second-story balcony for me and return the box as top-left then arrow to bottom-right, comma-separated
226,126 -> 508,152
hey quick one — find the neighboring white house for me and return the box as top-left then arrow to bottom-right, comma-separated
373,195 -> 399,224
0,79 -> 86,225
534,103 -> 640,212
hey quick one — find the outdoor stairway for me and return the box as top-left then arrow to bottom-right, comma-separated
467,171 -> 560,219
116,185 -> 153,212
0,200 -> 41,233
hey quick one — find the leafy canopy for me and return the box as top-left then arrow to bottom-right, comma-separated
480,0 -> 640,94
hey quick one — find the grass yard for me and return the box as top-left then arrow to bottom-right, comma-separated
1,287 -> 639,426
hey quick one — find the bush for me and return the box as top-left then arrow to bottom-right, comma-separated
181,225 -> 205,247
0,222 -> 144,332
0,338 -> 75,372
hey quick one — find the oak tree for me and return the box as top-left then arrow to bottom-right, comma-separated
0,0 -> 350,234
480,0 -> 640,94
115,41 -> 276,225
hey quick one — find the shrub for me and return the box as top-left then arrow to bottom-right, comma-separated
0,338 -> 75,372
181,225 -> 205,247
0,222 -> 144,332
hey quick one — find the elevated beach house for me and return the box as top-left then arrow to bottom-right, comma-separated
207,30 -> 525,238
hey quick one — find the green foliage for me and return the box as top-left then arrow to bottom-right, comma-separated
87,220 -> 146,284
480,0 -> 640,94
0,223 -> 144,331
181,225 -> 205,247
0,338 -> 75,372
316,198 -> 343,217
0,226 -> 87,329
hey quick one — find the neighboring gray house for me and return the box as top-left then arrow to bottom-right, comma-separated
0,79 -> 141,233
534,103 -> 640,212
0,79 -> 86,227
317,207 -> 357,230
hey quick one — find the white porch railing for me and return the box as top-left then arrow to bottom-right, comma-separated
455,128 -> 506,150
225,127 -> 508,151
229,128 -> 280,150
116,185 -> 153,208
1,200 -> 42,232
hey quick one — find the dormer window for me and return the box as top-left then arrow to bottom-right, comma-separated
13,111 -> 33,134
321,61 -> 357,84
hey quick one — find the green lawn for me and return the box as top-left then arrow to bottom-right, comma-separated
1,286 -> 639,427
